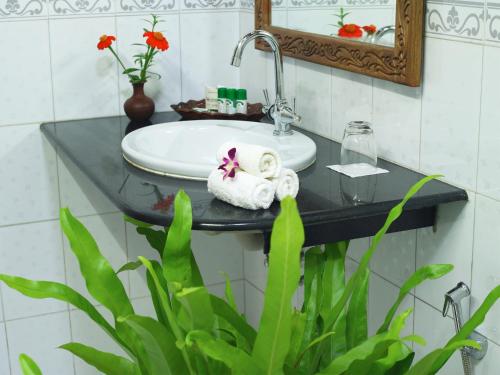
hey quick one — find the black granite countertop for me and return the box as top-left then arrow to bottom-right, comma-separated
41,112 -> 467,246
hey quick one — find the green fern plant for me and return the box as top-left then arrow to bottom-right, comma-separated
1,176 -> 499,374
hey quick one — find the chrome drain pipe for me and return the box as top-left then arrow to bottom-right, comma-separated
442,282 -> 488,375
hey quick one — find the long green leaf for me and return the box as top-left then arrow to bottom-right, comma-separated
318,309 -> 413,375
322,176 -> 440,334
118,315 -> 188,375
252,197 -> 305,375
405,340 -> 479,375
210,295 -> 257,348
377,264 -> 453,334
116,260 -> 143,274
60,343 -> 139,375
319,241 -> 348,366
285,310 -> 306,367
60,208 -> 134,318
346,268 -> 370,350
186,331 -> 263,375
370,342 -> 414,375
222,272 -> 239,312
146,260 -> 170,327
19,354 -> 42,375
139,256 -> 194,374
0,275 -> 123,348
124,215 -> 153,228
298,247 -> 323,372
175,286 -> 215,331
163,190 -> 193,288
137,227 -> 166,257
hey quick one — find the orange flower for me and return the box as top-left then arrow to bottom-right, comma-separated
363,25 -> 377,35
143,31 -> 169,51
97,34 -> 116,50
338,24 -> 363,38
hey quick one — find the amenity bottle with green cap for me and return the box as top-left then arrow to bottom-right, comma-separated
217,87 -> 227,113
226,88 -> 237,115
236,89 -> 247,114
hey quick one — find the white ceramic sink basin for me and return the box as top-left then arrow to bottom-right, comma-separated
121,120 -> 317,180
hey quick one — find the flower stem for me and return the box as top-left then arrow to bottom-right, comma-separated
107,45 -> 128,72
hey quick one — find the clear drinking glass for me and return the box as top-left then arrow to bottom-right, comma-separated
340,121 -> 377,167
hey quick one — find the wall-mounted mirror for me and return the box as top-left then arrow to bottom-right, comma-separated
256,0 -> 424,86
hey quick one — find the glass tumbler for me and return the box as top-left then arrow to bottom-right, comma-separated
340,121 -> 377,167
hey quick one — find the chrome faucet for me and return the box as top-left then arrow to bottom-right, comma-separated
231,30 -> 301,136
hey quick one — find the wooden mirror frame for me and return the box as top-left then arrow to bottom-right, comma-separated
255,0 -> 424,87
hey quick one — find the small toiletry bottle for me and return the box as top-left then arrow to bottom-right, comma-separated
236,89 -> 248,114
205,86 -> 219,112
218,87 -> 227,114
226,88 -> 237,115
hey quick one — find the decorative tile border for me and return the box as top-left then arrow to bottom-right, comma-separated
426,1 -> 485,41
118,0 -> 176,12
0,0 -> 47,18
50,0 -> 113,15
486,2 -> 500,42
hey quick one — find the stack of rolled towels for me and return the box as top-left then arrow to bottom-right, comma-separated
207,142 -> 299,210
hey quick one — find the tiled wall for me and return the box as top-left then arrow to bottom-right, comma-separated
0,3 -> 246,374
3,1 -> 500,374
240,1 -> 500,373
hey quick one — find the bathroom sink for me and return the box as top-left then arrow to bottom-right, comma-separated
121,120 -> 317,180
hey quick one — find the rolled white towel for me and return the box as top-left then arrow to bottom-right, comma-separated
216,142 -> 282,179
271,168 -> 299,201
207,169 -> 275,210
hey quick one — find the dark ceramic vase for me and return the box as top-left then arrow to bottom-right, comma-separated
124,83 -> 155,122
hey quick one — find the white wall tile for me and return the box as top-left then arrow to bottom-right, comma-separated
243,248 -> 268,292
191,232 -> 244,285
58,156 -> 117,217
346,237 -> 370,263
371,230 -> 416,287
244,281 -> 264,329
239,11 -> 268,103
0,21 -> 53,127
331,69 -> 373,142
125,222 -> 162,299
0,290 -> 3,323
131,296 -> 156,319
64,213 -> 128,304
180,12 -> 240,101
0,323 -> 10,375
477,46 -> 500,201
0,221 -> 67,320
295,60 -> 332,138
368,272 -> 414,337
265,54 -> 296,104
6,312 -> 74,375
0,124 -> 59,226
413,300 -> 464,375
372,79 -> 421,169
116,14 -> 182,113
420,38 -> 482,190
50,17 -> 120,120
473,339 -> 500,374
416,194 -> 475,314
70,307 -> 127,375
471,194 -> 500,343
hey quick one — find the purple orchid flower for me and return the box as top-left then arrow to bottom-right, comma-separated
218,147 -> 239,179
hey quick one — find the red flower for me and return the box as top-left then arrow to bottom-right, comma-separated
153,193 -> 175,212
97,34 -> 115,50
143,31 -> 169,51
338,24 -> 363,38
363,25 -> 377,35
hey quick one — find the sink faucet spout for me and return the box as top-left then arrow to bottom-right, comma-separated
231,30 -> 300,136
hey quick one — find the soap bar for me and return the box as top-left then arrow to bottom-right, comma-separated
327,163 -> 389,178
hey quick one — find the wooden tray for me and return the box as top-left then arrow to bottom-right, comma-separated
171,99 -> 265,122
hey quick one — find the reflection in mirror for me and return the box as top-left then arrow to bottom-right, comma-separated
271,0 -> 396,47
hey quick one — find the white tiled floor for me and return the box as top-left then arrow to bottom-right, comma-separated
63,213 -> 129,304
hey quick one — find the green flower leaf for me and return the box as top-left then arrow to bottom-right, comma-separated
19,354 -> 42,375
